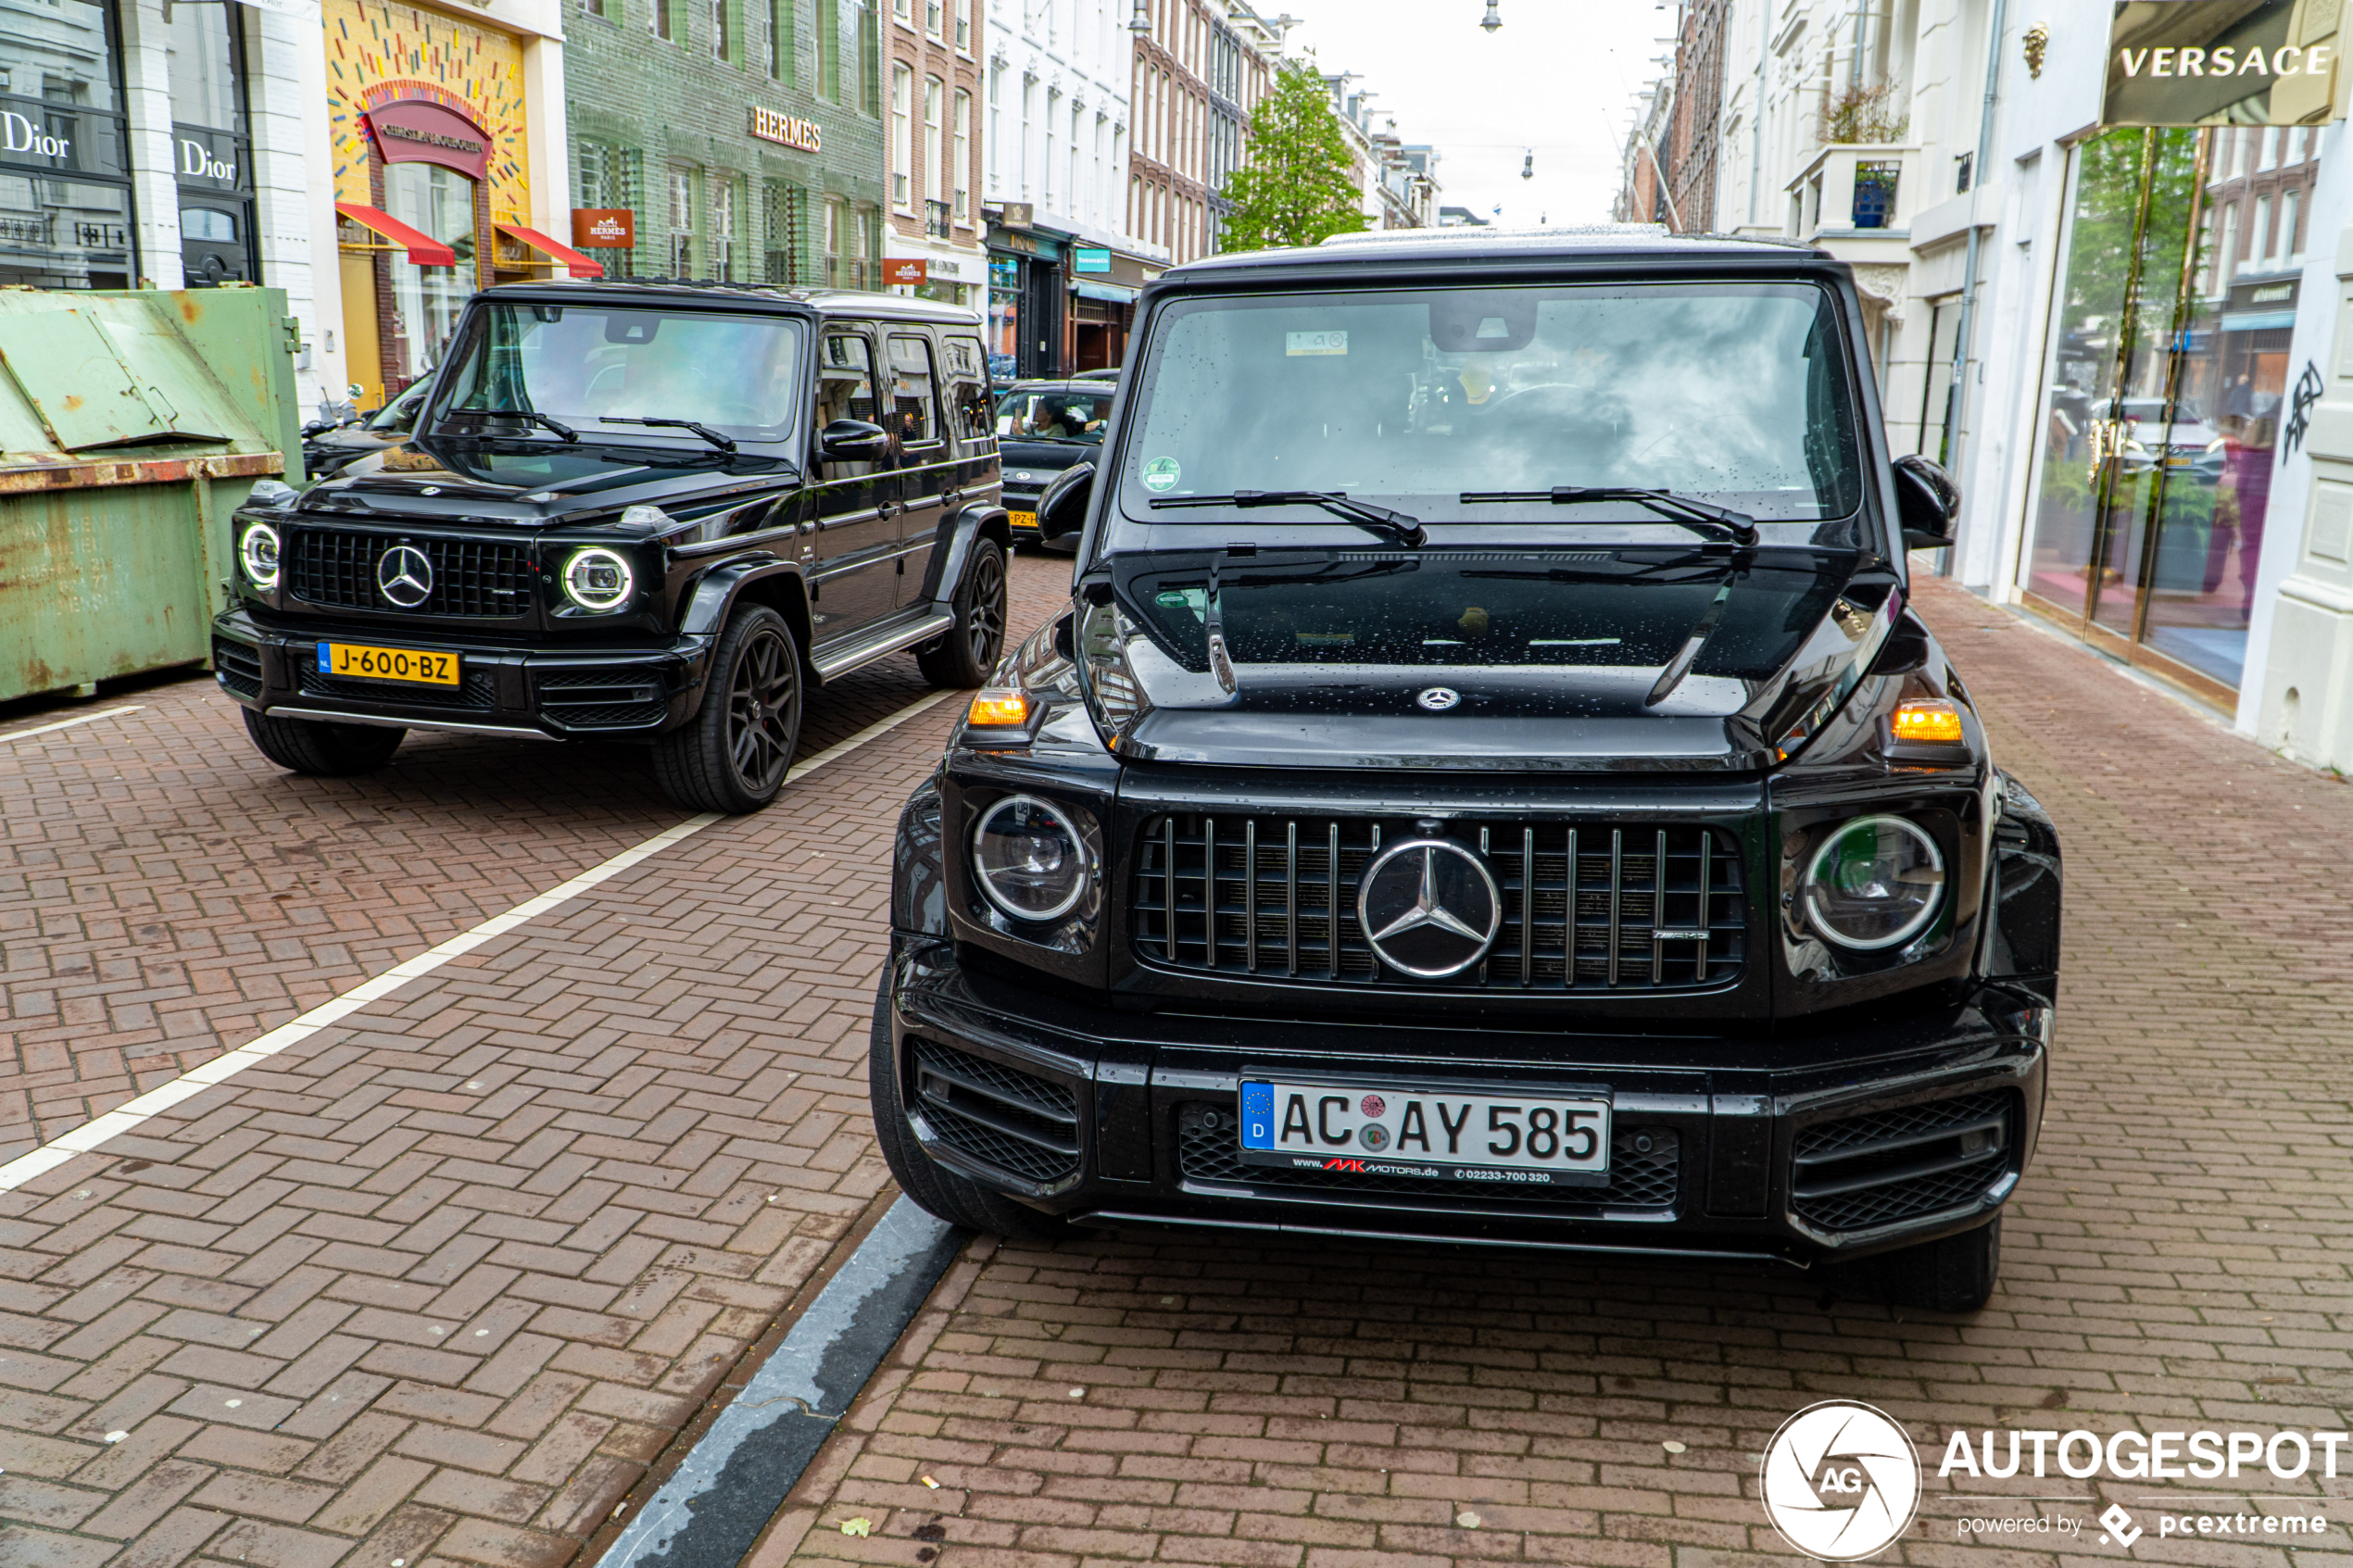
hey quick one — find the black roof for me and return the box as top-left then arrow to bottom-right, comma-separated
473,276 -> 984,327
1151,223 -> 1836,288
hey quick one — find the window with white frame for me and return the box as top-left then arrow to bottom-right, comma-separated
893,0 -> 911,23
711,0 -> 730,60
952,88 -> 971,220
954,0 -> 968,51
670,168 -> 695,275
711,177 -> 735,280
891,63 -> 913,208
925,75 -> 944,207
925,0 -> 941,39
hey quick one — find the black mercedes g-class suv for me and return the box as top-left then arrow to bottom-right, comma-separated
872,228 -> 2061,1311
213,282 -> 1012,812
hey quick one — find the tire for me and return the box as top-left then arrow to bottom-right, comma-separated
653,604 -> 803,814
1867,1217 -> 2000,1313
916,536 -> 1008,689
868,972 -> 1069,1241
241,709 -> 405,775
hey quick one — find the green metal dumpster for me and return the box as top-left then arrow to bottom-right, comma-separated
0,285 -> 301,704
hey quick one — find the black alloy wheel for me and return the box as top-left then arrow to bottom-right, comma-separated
653,604 -> 803,813
917,536 -> 1008,688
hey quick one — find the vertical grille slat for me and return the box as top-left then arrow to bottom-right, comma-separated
287,529 -> 532,619
1132,814 -> 1744,993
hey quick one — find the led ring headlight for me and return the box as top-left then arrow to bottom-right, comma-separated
1802,814 -> 1945,951
971,794 -> 1090,922
238,521 -> 281,589
561,546 -> 634,610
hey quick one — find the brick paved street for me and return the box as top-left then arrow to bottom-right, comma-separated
0,552 -> 1073,1568
5,562 -> 2351,1568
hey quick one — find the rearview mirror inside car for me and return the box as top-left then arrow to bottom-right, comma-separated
1893,453 -> 1960,551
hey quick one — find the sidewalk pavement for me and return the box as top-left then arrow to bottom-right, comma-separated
0,554 -> 1072,1568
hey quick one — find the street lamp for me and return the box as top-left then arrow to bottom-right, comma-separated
1481,0 -> 1502,31
1129,0 -> 1150,33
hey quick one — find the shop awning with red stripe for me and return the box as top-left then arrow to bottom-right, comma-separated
494,222 -> 605,279
333,201 -> 458,268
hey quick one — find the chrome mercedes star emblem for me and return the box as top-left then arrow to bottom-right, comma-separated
1355,838 -> 1502,978
1416,686 -> 1460,711
376,544 -> 433,608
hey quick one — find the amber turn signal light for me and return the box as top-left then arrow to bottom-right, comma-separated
1890,698 -> 1965,745
966,688 -> 1029,727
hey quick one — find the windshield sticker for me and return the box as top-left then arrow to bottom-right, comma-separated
1141,456 -> 1182,492
1286,330 -> 1349,357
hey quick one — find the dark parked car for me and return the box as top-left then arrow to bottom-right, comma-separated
996,380 -> 1114,549
301,377 -> 432,483
873,227 -> 2062,1312
214,282 -> 1011,813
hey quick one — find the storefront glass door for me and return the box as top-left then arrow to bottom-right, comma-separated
384,160 -> 475,387
2021,124 -> 2311,703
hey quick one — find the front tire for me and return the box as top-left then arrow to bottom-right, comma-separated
917,536 -> 1008,688
868,973 -> 1067,1241
241,709 -> 404,775
653,605 -> 803,813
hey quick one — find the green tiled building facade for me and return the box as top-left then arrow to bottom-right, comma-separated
564,0 -> 887,287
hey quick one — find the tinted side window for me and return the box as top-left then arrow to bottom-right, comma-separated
887,332 -> 939,446
942,333 -> 993,440
817,332 -> 879,427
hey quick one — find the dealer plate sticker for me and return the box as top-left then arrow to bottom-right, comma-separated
1239,1081 -> 1610,1185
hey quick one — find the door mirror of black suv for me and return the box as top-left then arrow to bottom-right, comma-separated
1893,453 -> 1960,551
820,418 -> 892,461
1038,461 -> 1094,542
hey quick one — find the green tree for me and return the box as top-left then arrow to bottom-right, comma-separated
1220,63 -> 1369,252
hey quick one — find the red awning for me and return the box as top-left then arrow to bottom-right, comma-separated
334,201 -> 458,268
495,221 -> 605,279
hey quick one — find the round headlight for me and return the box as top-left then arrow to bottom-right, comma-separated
562,546 -> 634,610
972,795 -> 1090,922
238,521 -> 281,589
1802,815 -> 1945,950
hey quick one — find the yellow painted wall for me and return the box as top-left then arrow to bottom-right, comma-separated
322,0 -> 531,227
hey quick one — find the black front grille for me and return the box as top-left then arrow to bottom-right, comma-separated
910,1040 -> 1080,1185
1133,815 -> 1744,991
287,530 -> 533,618
1176,1104 -> 1680,1210
299,662 -> 497,710
1791,1092 -> 2011,1233
535,666 -> 667,731
212,638 -> 262,699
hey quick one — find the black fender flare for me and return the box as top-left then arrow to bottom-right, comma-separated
923,504 -> 1013,610
673,556 -> 814,692
1980,770 -> 2062,1000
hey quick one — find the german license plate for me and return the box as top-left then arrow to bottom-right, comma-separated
1007,508 -> 1038,530
1239,1080 -> 1611,1186
317,642 -> 460,686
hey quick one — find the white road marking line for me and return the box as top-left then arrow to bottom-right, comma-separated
0,705 -> 144,746
0,687 -> 962,1192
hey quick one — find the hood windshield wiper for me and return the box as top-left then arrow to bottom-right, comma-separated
1459,485 -> 1758,546
1150,490 -> 1427,548
600,415 -> 738,453
448,408 -> 578,443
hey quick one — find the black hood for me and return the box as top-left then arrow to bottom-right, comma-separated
1083,546 -> 1898,771
301,435 -> 798,527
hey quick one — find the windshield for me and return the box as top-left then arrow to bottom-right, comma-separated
999,388 -> 1112,444
1124,548 -> 1848,681
1118,282 -> 1862,526
433,304 -> 806,444
368,380 -> 430,433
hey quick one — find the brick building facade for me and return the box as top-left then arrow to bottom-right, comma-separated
880,0 -> 986,306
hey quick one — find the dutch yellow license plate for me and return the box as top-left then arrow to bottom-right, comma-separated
318,642 -> 460,685
1009,509 -> 1038,530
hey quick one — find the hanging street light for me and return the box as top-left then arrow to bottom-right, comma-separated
1130,0 -> 1150,33
1481,0 -> 1502,31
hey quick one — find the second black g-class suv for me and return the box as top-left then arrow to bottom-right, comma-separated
872,227 -> 2063,1311
214,282 -> 1011,812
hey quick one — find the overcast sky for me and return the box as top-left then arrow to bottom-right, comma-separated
1281,0 -> 1679,227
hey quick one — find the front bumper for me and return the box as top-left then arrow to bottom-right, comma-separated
886,933 -> 2050,1265
210,608 -> 711,743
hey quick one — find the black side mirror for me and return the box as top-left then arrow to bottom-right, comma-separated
1893,453 -> 1960,551
1038,461 -> 1094,542
820,418 -> 891,461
